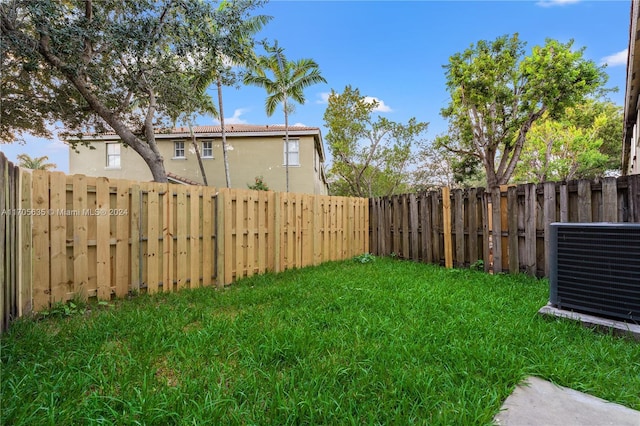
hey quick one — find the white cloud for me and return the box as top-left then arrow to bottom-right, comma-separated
536,0 -> 580,7
214,108 -> 249,125
364,96 -> 392,113
271,123 -> 307,127
600,49 -> 628,67
317,92 -> 331,104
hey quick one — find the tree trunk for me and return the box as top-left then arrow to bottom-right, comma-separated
119,131 -> 168,183
33,29 -> 169,182
189,124 -> 208,186
217,78 -> 231,188
284,98 -> 290,192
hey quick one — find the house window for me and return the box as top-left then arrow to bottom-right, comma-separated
174,141 -> 185,158
106,143 -> 120,168
202,141 -> 213,158
283,139 -> 299,166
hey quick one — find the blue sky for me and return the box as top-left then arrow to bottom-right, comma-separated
0,0 -> 631,172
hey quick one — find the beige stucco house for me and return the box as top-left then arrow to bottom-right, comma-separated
623,0 -> 640,175
69,124 -> 329,195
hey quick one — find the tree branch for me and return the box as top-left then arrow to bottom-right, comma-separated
81,0 -> 93,65
501,106 -> 547,183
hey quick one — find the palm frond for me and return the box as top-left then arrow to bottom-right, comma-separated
248,42 -> 326,116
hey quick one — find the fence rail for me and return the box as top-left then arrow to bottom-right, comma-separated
0,152 -> 369,331
370,176 -> 640,276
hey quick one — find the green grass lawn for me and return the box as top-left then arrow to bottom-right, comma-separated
2,257 -> 639,425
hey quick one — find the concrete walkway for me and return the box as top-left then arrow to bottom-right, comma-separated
493,376 -> 640,426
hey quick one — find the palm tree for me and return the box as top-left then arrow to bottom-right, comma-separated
192,7 -> 270,188
16,153 -> 56,170
244,42 -> 326,192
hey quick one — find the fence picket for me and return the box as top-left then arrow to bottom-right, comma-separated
72,174 -> 89,299
115,180 -> 129,297
442,187 -> 453,268
96,178 -> 111,300
454,189 -> 464,267
176,185 -> 188,289
202,187 -> 213,286
543,182 -> 556,277
602,177 -> 617,222
147,185 -> 159,294
629,175 -> 640,222
189,185 -> 201,287
507,187 -> 519,274
18,171 -> 32,316
577,180 -> 592,222
524,184 -> 537,276
49,172 -> 67,304
130,184 -> 141,292
31,171 -> 50,311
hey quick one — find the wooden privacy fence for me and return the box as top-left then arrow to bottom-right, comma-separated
370,176 -> 640,277
0,153 -> 369,331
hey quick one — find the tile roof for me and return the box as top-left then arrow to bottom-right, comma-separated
167,124 -> 320,134
90,124 -> 321,137
166,172 -> 201,186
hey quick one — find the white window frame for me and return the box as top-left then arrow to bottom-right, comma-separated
283,139 -> 300,167
173,141 -> 185,159
106,143 -> 121,169
201,140 -> 213,158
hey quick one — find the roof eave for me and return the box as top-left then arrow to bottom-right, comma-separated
623,0 -> 640,174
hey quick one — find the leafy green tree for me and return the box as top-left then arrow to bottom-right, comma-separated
570,99 -> 623,174
413,138 -> 486,191
440,34 -> 607,189
247,176 -> 270,191
244,42 -> 326,192
512,100 -> 622,183
1,0 -> 265,182
16,153 -> 56,170
324,86 -> 428,197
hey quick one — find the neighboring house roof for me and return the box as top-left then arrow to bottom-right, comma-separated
623,0 -> 640,174
169,124 -> 319,134
166,172 -> 201,185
